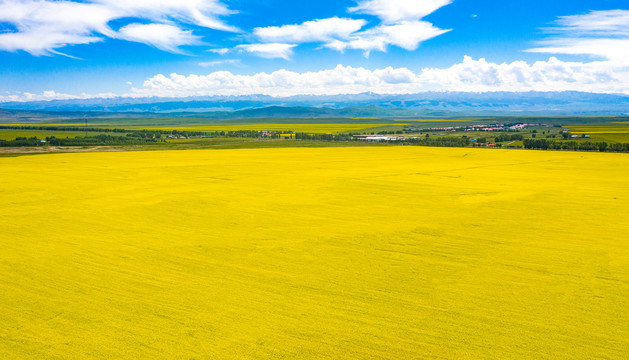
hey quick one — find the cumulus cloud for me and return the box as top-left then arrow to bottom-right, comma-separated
418,56 -> 623,93
0,0 -> 236,55
527,10 -> 629,65
3,56 -> 628,102
130,64 -> 419,97
253,17 -> 367,43
121,57 -> 628,98
235,43 -> 297,60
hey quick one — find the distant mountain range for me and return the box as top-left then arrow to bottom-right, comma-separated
1,92 -> 629,121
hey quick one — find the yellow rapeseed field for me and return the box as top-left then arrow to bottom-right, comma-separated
568,123 -> 629,143
1,147 -> 628,359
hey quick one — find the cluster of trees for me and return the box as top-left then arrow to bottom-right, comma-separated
0,137 -> 44,147
45,135 -> 160,146
523,139 -> 629,152
404,136 -> 471,147
494,134 -> 524,142
126,131 -> 162,139
0,135 -> 160,147
0,125 -> 208,137
294,132 -> 338,141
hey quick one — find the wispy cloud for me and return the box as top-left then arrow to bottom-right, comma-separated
348,0 -> 452,23
527,10 -> 629,65
331,0 -> 451,56
253,17 -> 366,43
238,0 -> 452,59
198,59 -> 240,67
208,48 -> 230,55
235,43 -> 297,60
0,0 -> 237,55
0,0 -> 452,59
325,21 -> 449,56
117,23 -> 201,53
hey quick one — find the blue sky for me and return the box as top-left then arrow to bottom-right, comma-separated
1,0 -> 628,100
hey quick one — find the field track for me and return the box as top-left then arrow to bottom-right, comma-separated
1,147 -> 628,359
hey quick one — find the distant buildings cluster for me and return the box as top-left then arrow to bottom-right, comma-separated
352,135 -> 403,141
404,123 -> 540,133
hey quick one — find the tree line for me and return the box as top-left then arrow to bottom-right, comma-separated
494,134 -> 524,142
0,135 -> 160,147
523,139 -> 629,152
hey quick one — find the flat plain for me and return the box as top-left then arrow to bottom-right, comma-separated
567,122 -> 629,143
1,146 -> 628,359
141,123 -> 400,134
0,129 -> 106,141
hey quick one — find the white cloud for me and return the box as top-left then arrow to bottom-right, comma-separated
117,23 -> 201,53
0,0 -> 236,55
0,90 -> 118,102
3,56 -> 629,102
0,0 -> 452,58
418,56 -> 625,93
527,10 -> 629,65
198,59 -> 240,67
253,17 -> 367,43
547,9 -> 629,36
0,30 -> 103,57
235,43 -> 296,60
96,0 -> 238,32
529,38 -> 629,65
122,57 -> 628,98
326,21 -> 449,55
241,0 -> 452,59
328,0 -> 451,56
208,48 -> 230,55
129,64 -> 419,97
349,0 -> 452,23
0,0 -> 113,55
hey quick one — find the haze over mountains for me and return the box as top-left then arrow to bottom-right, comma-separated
1,92 -> 629,120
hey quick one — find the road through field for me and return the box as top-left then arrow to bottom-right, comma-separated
1,147 -> 628,359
